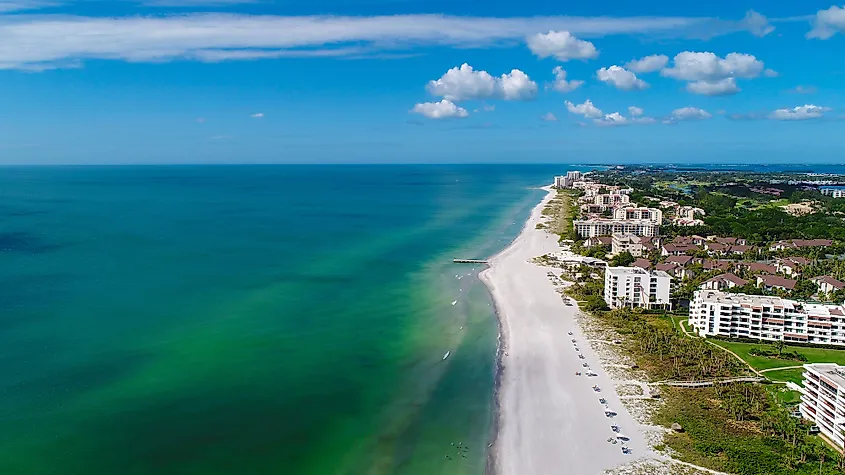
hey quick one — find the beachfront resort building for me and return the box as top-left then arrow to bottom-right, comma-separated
800,363 -> 845,449
611,233 -> 645,257
573,219 -> 660,238
554,171 -> 584,189
820,187 -> 845,199
604,267 -> 672,309
688,290 -> 845,347
612,207 -> 662,224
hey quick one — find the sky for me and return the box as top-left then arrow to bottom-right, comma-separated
0,0 -> 844,164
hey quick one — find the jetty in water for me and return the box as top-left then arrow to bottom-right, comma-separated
453,258 -> 489,264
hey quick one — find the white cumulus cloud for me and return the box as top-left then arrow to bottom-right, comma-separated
671,107 -> 712,121
597,65 -> 648,90
550,66 -> 584,93
499,69 -> 538,100
565,99 -> 603,119
661,51 -> 770,96
769,104 -> 831,120
426,63 -> 496,101
594,112 -> 629,127
624,54 -> 668,73
593,107 -> 656,127
527,31 -> 598,62
426,63 -> 537,101
808,5 -> 845,39
411,100 -> 469,119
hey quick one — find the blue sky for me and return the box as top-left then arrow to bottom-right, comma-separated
0,0 -> 843,164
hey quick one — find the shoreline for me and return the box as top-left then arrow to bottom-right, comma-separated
480,187 -> 553,475
479,186 -> 648,475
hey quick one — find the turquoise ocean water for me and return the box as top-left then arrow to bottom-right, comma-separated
0,165 -> 564,475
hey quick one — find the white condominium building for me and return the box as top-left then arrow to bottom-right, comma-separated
800,364 -> 845,449
554,171 -> 584,189
574,219 -> 660,238
612,207 -> 663,224
604,267 -> 672,309
611,233 -> 644,257
688,290 -> 845,347
821,187 -> 845,198
594,193 -> 631,207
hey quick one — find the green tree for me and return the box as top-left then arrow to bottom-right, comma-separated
583,295 -> 609,312
610,251 -> 635,267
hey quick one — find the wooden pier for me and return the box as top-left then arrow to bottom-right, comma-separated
453,258 -> 489,264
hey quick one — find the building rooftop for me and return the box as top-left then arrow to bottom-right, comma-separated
666,255 -> 694,265
806,363 -> 845,389
606,266 -> 671,279
632,258 -> 652,269
704,273 -> 748,287
695,290 -> 797,309
811,275 -> 845,289
757,274 -> 798,290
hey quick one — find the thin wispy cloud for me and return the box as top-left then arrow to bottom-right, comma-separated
140,0 -> 258,6
0,13 -> 778,70
0,0 -> 57,12
250,112 -> 264,118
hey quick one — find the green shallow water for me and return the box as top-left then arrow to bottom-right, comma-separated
0,165 -> 569,475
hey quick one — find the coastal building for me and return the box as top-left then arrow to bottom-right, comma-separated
665,255 -> 693,266
604,267 -> 671,309
677,206 -> 705,221
738,262 -> 778,275
554,176 -> 570,189
632,258 -> 652,269
800,363 -> 845,450
596,192 -> 631,207
701,259 -> 734,272
709,236 -> 747,246
573,219 -> 660,238
812,275 -> 845,295
757,275 -> 797,291
776,257 -> 810,276
769,239 -> 833,251
612,207 -> 662,224
611,233 -> 644,257
583,236 -> 612,248
580,193 -> 631,214
820,187 -> 845,198
660,243 -> 699,256
699,273 -> 748,291
655,262 -> 691,280
688,290 -> 845,347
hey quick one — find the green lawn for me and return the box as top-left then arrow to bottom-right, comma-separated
708,339 -> 845,371
764,368 -> 806,386
766,385 -> 802,405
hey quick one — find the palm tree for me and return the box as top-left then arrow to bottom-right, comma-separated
774,339 -> 786,357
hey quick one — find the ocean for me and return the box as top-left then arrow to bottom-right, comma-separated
0,165 -> 564,475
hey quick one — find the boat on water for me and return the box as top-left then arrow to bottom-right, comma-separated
451,300 -> 457,306
443,351 -> 451,360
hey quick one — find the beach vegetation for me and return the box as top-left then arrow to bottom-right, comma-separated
582,295 -> 608,312
656,386 -> 844,474
609,251 -> 635,267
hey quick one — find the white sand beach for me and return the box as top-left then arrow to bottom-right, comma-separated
480,187 -> 648,475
